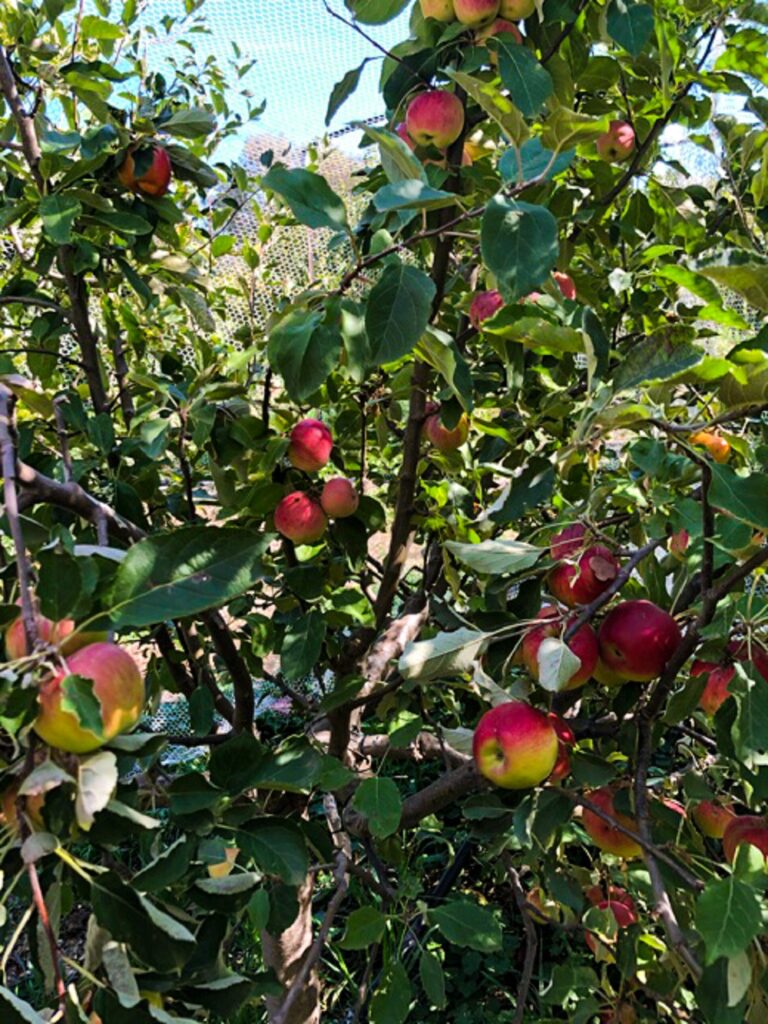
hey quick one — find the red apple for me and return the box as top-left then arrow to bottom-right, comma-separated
5,607 -> 71,660
582,787 -> 642,859
692,660 -> 735,717
424,408 -> 470,452
419,0 -> 456,20
469,289 -> 504,329
522,606 -> 598,690
596,120 -> 635,163
274,492 -> 327,544
34,642 -> 145,754
598,600 -> 681,682
117,145 -> 172,197
585,885 -> 637,954
548,712 -> 575,782
395,122 -> 416,151
454,0 -> 499,25
549,544 -> 620,607
693,800 -> 736,839
499,0 -> 534,16
550,523 -> 587,560
472,700 -> 558,789
723,815 -> 768,864
320,477 -> 359,518
406,90 -> 465,149
668,529 -> 690,559
592,657 -> 626,687
287,418 -> 333,472
475,17 -> 522,55
553,271 -> 577,301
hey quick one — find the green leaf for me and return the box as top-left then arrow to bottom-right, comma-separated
606,0 -> 655,56
656,265 -> 722,305
281,611 -> 326,681
539,108 -> 614,153
340,906 -> 387,949
399,628 -> 488,681
697,958 -> 749,1024
104,526 -> 267,628
80,14 -> 124,38
75,751 -> 118,831
262,166 -> 348,231
37,547 -> 82,620
60,675 -> 104,739
496,37 -> 554,117
419,950 -> 447,1009
326,61 -> 367,126
536,637 -> 582,693
344,0 -> 409,22
499,138 -> 574,184
0,987 -> 47,1024
162,107 -> 217,139
730,663 -> 768,768
480,196 -> 559,303
415,327 -> 473,411
357,123 -> 425,183
373,180 -> 456,213
365,261 -> 436,364
613,333 -> 702,390
700,264 -> 768,312
695,877 -> 762,964
132,836 -> 194,892
369,961 -> 412,1024
211,234 -> 235,257
429,900 -> 503,952
235,819 -> 309,885
709,464 -> 768,531
39,194 -> 82,244
267,311 -> 342,402
448,70 -> 528,146
351,777 -> 402,838
445,538 -> 542,575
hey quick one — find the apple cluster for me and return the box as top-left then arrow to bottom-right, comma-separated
274,419 -> 360,544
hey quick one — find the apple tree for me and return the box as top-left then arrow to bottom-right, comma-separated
2,0 -> 768,1022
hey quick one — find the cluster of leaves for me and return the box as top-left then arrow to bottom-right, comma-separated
2,0 -> 768,1022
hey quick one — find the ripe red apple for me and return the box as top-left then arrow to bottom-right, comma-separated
549,544 -> 620,608
553,271 -> 577,301
596,120 -> 635,163
723,815 -> 768,864
419,0 -> 456,20
690,430 -> 731,464
406,90 -> 465,149
469,289 -> 504,328
320,477 -> 359,518
550,523 -> 587,560
287,418 -> 333,472
274,492 -> 327,544
592,657 -> 625,687
598,600 -> 681,682
476,17 -> 522,54
582,787 -> 642,859
5,605 -> 106,660
454,0 -> 499,25
472,700 -> 558,789
692,800 -> 735,839
424,408 -> 470,452
522,607 -> 598,690
584,884 -> 637,954
34,642 -> 145,754
499,0 -> 535,16
548,712 -> 575,782
117,145 -> 172,197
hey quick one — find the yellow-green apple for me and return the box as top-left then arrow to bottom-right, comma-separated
549,544 -> 620,607
274,492 -> 327,544
475,18 -> 522,58
499,0 -> 535,16
582,786 -> 642,858
406,90 -> 465,149
692,800 -> 735,839
419,0 -> 455,19
553,270 -> 577,300
596,121 -> 635,163
34,642 -> 145,754
472,700 -> 558,789
320,477 -> 359,518
469,289 -> 504,328
597,600 -> 681,682
454,0 -> 499,25
550,523 -> 587,560
287,418 -> 333,472
424,405 -> 470,452
522,606 -> 598,690
690,430 -> 730,463
0,781 -> 46,832
584,884 -> 637,954
548,712 -> 575,782
723,814 -> 768,864
117,145 -> 172,197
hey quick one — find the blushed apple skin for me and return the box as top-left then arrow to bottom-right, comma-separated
476,17 -> 522,57
690,430 -> 731,463
722,815 -> 768,863
472,701 -> 558,789
499,0 -> 535,16
598,600 -> 681,682
34,642 -> 145,755
522,607 -> 598,690
287,418 -> 333,472
553,271 -> 577,300
596,120 -> 635,162
419,0 -> 456,20
117,146 -> 172,197
5,608 -> 107,660
274,492 -> 327,544
548,544 -> 620,607
582,787 -> 642,858
320,477 -> 359,518
693,642 -> 768,716
406,90 -> 465,149
550,523 -> 587,560
584,885 -> 637,954
692,800 -> 735,839
454,0 -> 500,26
469,289 -> 504,328
424,410 -> 470,452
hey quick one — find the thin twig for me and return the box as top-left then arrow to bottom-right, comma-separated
508,864 -> 538,1024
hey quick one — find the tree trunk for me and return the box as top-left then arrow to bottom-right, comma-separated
262,874 -> 320,1024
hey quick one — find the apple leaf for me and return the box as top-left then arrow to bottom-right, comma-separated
340,906 -> 387,950
268,309 -> 342,402
606,0 -> 655,57
696,877 -> 762,964
344,0 -> 409,24
351,777 -> 402,838
445,538 -> 543,575
495,36 -> 554,118
536,637 -> 581,693
399,628 -> 489,681
365,260 -> 436,364
429,900 -> 503,952
60,674 -> 104,739
261,165 -> 349,232
326,61 -> 368,126
76,751 -> 118,831
480,196 -> 559,303
0,986 -> 49,1024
